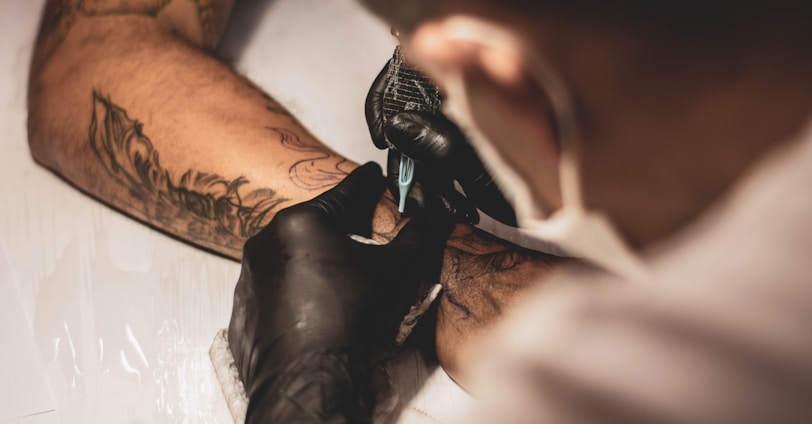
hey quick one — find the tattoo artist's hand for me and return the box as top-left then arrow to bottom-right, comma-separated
228,163 -> 453,422
365,60 -> 517,226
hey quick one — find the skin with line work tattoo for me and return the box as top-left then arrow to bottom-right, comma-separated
27,0 -> 563,378
85,90 -> 554,300
88,91 -> 292,251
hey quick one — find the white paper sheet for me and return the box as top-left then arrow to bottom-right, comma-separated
0,238 -> 55,421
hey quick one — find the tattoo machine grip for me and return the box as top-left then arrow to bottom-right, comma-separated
381,47 -> 443,213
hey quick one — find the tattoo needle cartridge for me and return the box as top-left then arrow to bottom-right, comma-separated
397,153 -> 415,213
381,46 -> 443,214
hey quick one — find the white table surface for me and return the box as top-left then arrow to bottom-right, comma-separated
0,1 -> 393,422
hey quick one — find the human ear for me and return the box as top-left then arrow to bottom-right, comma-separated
403,15 -> 564,211
401,16 -> 527,98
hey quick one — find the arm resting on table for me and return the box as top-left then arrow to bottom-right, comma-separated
27,0 -> 564,390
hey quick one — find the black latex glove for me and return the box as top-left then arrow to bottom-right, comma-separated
365,60 -> 517,227
228,163 -> 452,423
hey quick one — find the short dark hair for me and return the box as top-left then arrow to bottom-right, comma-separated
357,0 -> 534,31
357,0 -> 812,37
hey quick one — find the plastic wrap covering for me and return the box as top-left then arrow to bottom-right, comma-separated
1,0 -> 395,422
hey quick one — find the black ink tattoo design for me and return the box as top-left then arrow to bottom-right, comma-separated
89,91 -> 289,251
272,127 -> 352,191
440,228 -> 559,324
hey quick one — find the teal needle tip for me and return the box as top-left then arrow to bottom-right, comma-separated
398,153 -> 415,213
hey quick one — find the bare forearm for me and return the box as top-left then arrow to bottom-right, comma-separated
29,4 -> 354,258
27,2 -> 565,363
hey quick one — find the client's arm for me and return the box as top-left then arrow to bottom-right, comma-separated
28,0 -> 344,259
27,0 -> 562,376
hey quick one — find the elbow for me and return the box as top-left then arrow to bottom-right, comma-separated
27,102 -> 50,170
27,23 -> 65,171
26,53 -> 76,174
26,82 -> 57,171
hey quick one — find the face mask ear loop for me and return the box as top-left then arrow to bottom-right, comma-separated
443,70 -> 543,224
520,51 -> 649,283
521,53 -> 583,213
444,18 -> 649,283
444,18 -> 583,212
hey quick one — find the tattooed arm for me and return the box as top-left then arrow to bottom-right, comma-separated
28,0 -> 354,258
27,0 -> 564,381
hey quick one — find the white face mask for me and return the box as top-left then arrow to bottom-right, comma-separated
438,17 -> 648,282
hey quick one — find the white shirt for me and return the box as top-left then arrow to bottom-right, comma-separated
470,121 -> 812,423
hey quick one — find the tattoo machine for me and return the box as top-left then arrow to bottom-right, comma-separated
381,46 -> 443,213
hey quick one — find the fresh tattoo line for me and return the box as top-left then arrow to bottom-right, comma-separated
89,91 -> 290,251
362,198 -> 559,326
275,127 -> 353,191
440,226 -> 560,325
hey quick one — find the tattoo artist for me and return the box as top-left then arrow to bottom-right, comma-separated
226,46 -> 517,422
228,0 -> 812,422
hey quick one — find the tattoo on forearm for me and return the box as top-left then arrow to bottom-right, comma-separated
89,91 -> 290,252
440,226 -> 562,325
369,199 -> 408,243
274,127 -> 353,191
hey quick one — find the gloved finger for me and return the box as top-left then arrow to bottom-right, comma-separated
386,113 -> 517,226
305,162 -> 386,237
365,60 -> 393,150
385,200 -> 453,262
380,202 -> 453,312
459,176 -> 518,227
388,112 -> 504,185
435,185 -> 480,225
385,111 -> 468,164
